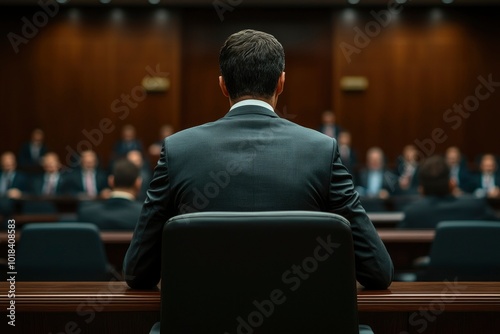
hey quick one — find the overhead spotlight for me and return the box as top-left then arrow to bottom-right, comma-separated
347,0 -> 360,5
149,0 -> 161,4
100,0 -> 111,4
56,0 -> 68,4
395,0 -> 407,4
442,0 -> 454,3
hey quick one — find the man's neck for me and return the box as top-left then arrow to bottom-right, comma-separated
229,95 -> 276,109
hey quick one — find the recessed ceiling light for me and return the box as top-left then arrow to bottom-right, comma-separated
347,0 -> 360,5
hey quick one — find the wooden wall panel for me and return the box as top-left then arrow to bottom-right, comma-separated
0,7 -> 181,169
0,6 -> 499,170
332,7 -> 500,165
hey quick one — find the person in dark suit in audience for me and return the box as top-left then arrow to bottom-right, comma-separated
126,150 -> 151,201
78,159 -> 142,230
124,29 -> 393,290
318,110 -> 342,139
112,124 -> 144,158
445,146 -> 471,195
337,131 -> 358,175
399,155 -> 498,229
64,150 -> 109,198
470,154 -> 500,198
356,147 -> 395,199
395,145 -> 420,195
17,128 -> 48,173
0,151 -> 28,199
148,124 -> 174,159
30,152 -> 67,196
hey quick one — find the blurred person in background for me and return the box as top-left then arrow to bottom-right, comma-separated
126,150 -> 151,201
445,146 -> 471,195
318,110 -> 342,139
0,151 -> 28,199
18,128 -> 48,173
356,147 -> 394,199
471,154 -> 500,198
395,145 -> 420,195
65,150 -> 109,198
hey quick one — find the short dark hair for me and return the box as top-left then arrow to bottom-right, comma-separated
112,159 -> 139,188
419,155 -> 450,196
219,29 -> 285,100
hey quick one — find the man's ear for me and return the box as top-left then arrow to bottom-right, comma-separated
276,72 -> 285,96
108,175 -> 114,189
219,76 -> 230,98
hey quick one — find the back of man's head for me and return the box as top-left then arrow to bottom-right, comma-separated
112,159 -> 140,189
219,29 -> 285,100
419,155 -> 451,196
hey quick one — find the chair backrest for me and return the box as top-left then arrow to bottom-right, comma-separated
160,211 -> 359,334
419,221 -> 500,281
17,222 -> 109,281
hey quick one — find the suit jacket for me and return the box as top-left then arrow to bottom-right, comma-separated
124,104 -> 393,290
78,197 -> 142,230
468,172 -> 500,194
18,142 -> 48,170
0,171 -> 29,195
356,168 -> 397,196
112,139 -> 144,158
63,168 -> 109,195
399,195 -> 498,229
29,172 -> 68,196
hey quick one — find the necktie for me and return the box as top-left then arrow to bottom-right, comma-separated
45,174 -> 55,195
85,172 -> 96,197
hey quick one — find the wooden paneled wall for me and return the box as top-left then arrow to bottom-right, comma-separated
0,6 -> 499,168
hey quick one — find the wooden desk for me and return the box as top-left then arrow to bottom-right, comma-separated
0,230 -> 433,273
367,211 -> 404,228
1,282 -> 499,333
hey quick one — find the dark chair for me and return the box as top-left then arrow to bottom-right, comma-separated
17,222 -> 110,281
150,211 -> 373,334
418,221 -> 500,281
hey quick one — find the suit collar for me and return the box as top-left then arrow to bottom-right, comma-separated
224,105 -> 280,119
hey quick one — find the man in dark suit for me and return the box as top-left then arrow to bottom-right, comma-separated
399,155 -> 498,229
30,152 -> 67,196
78,159 -> 142,230
337,131 -> 358,174
17,128 -> 48,173
445,146 -> 471,195
126,150 -> 152,201
0,151 -> 28,199
470,154 -> 500,198
64,150 -> 109,198
124,29 -> 393,290
356,147 -> 396,199
319,110 -> 342,139
395,144 -> 420,195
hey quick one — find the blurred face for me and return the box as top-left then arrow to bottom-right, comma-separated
322,112 -> 335,125
31,129 -> 44,144
42,153 -> 60,173
1,153 -> 16,172
127,150 -> 143,168
446,148 -> 460,167
367,151 -> 383,170
481,155 -> 497,174
80,151 -> 97,170
122,126 -> 136,141
403,145 -> 418,163
338,132 -> 351,146
160,125 -> 174,138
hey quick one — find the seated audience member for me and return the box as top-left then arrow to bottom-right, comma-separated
65,150 -> 109,198
0,151 -> 28,199
78,159 -> 142,230
399,155 -> 498,229
318,110 -> 342,139
445,146 -> 471,195
395,145 -> 420,195
124,29 -> 393,290
337,131 -> 357,174
17,128 -> 48,173
356,147 -> 394,199
471,154 -> 500,198
126,150 -> 152,201
112,124 -> 144,159
30,152 -> 67,196
148,124 -> 174,157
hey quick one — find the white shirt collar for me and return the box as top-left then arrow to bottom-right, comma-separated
230,99 -> 274,112
110,190 -> 135,201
